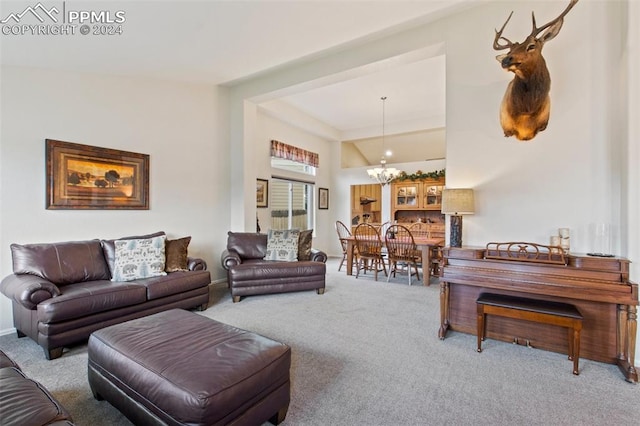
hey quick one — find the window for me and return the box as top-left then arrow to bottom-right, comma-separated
271,157 -> 316,176
270,179 -> 314,231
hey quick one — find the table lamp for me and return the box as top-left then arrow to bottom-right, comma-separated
441,188 -> 475,247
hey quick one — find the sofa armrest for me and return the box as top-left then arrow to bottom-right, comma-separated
221,249 -> 242,270
0,274 -> 61,310
187,257 -> 208,271
310,248 -> 328,263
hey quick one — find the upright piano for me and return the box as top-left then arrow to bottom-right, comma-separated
439,243 -> 638,383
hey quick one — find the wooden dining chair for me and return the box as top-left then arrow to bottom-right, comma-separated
408,221 -> 431,238
384,224 -> 421,285
353,223 -> 387,281
408,222 -> 442,279
335,220 -> 352,272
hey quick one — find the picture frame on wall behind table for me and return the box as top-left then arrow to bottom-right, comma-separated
46,139 -> 149,210
319,187 -> 329,210
256,178 -> 269,208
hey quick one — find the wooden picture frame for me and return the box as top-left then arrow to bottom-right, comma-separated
256,178 -> 269,208
46,139 -> 149,210
319,187 -> 329,210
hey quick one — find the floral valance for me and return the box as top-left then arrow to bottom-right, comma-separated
270,140 -> 319,168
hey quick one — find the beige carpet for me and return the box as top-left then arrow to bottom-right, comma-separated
0,258 -> 638,425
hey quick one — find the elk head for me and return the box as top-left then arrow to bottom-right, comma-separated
494,0 -> 578,141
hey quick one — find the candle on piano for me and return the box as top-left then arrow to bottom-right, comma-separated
559,228 -> 570,253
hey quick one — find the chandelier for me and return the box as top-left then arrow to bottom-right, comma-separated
367,96 -> 400,186
367,158 -> 400,186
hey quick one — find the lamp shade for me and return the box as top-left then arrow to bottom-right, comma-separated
441,188 -> 475,215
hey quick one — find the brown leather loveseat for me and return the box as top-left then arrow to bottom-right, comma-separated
0,232 -> 211,360
221,231 -> 327,302
0,349 -> 75,425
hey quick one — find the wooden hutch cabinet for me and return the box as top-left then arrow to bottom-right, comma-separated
391,177 -> 445,237
350,184 -> 382,232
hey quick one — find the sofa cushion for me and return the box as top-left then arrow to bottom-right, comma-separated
263,229 -> 299,262
229,260 -> 326,282
134,270 -> 211,300
297,229 -> 313,261
10,240 -> 110,286
0,367 -> 74,425
101,231 -> 165,278
37,280 -> 148,324
165,236 -> 191,272
111,236 -> 167,282
226,232 -> 267,259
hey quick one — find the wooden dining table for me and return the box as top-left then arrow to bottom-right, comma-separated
345,235 -> 445,285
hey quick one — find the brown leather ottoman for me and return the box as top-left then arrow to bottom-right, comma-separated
87,309 -> 290,425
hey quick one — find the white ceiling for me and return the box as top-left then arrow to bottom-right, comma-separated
279,54 -> 446,138
0,0 -> 473,161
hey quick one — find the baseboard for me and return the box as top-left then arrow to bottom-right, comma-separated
0,327 -> 16,337
210,278 -> 227,289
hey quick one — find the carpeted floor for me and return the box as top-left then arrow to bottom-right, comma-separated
0,258 -> 638,425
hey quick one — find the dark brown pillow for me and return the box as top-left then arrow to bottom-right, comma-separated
165,236 -> 191,272
297,229 -> 313,261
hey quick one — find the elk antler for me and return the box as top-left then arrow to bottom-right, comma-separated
493,11 -> 515,50
530,0 -> 578,38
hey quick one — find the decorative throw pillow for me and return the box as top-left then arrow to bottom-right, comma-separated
111,235 -> 167,282
263,229 -> 300,262
101,231 -> 166,278
297,229 -> 313,261
165,236 -> 191,272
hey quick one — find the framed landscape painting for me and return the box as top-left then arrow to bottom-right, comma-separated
46,139 -> 149,209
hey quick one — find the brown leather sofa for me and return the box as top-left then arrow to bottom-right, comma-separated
0,232 -> 211,360
221,232 -> 327,302
0,349 -> 75,425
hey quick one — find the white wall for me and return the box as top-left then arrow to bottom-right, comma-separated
254,108 -> 334,253
445,1 -> 627,255
229,0 -> 636,260
626,0 -> 640,289
0,66 -> 230,332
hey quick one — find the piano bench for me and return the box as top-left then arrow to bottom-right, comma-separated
476,293 -> 583,375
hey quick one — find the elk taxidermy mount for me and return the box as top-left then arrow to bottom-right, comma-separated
494,0 -> 578,141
